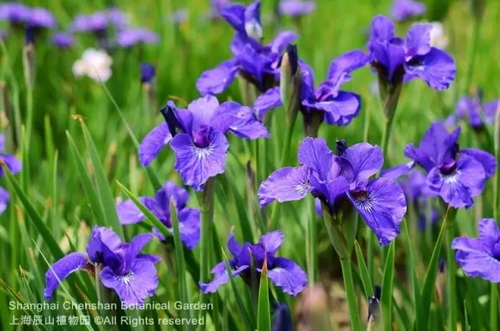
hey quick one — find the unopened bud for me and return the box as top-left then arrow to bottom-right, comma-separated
280,44 -> 302,127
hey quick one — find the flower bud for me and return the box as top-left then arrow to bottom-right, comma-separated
280,44 -> 302,127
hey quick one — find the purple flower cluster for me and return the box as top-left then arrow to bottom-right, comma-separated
278,0 -> 316,17
387,122 -> 497,208
452,219 -> 500,283
197,1 -> 297,94
116,181 -> 200,249
0,134 -> 22,215
446,90 -> 499,129
200,231 -> 307,296
255,50 -> 369,127
139,95 -> 268,190
0,2 -> 56,29
259,137 -> 406,245
390,0 -> 426,22
45,227 -> 160,305
367,15 -> 455,90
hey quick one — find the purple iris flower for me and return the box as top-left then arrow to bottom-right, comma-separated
106,7 -> 129,28
200,231 -> 307,296
71,12 -> 109,33
367,15 -> 455,91
171,9 -> 189,25
139,95 -> 268,190
116,28 -> 159,48
390,0 -> 426,22
258,137 -> 407,245
52,32 -> 74,49
0,187 -> 10,215
25,7 -> 57,29
391,122 -> 497,208
116,181 -> 200,249
0,134 -> 22,177
45,226 -> 160,305
447,91 -> 499,129
0,2 -> 30,25
278,0 -> 316,17
255,50 -> 369,126
196,1 -> 297,94
452,218 -> 500,283
140,63 -> 156,84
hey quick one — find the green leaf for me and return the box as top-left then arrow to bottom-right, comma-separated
80,122 -> 122,236
257,258 -> 271,331
66,131 -> 106,226
381,241 -> 395,331
3,166 -> 63,260
354,240 -> 373,298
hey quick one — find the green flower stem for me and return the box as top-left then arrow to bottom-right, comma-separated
340,258 -> 363,331
200,177 -> 216,285
445,208 -> 458,331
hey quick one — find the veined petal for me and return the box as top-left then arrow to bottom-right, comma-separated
221,4 -> 245,33
310,91 -> 361,126
188,95 -> 221,131
461,148 -> 497,178
116,199 -> 146,224
298,137 -> 338,180
87,226 -> 122,265
268,257 -> 307,296
100,259 -> 158,306
199,265 -> 249,293
367,15 -> 395,51
405,48 -> 456,91
452,236 -> 500,283
138,123 -> 172,167
478,218 -> 500,247
178,208 -> 201,250
258,166 -> 311,207
227,233 -> 243,257
259,230 -> 284,255
349,178 -> 406,246
327,50 -> 369,90
405,24 -> 432,56
170,131 -> 228,190
343,143 -> 383,186
212,101 -> 269,139
196,59 -> 238,95
254,87 -> 282,120
45,252 -> 88,300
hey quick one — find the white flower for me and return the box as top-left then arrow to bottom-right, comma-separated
72,48 -> 113,82
429,22 -> 448,49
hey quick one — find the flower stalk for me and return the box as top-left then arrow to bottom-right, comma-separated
199,177 -> 216,285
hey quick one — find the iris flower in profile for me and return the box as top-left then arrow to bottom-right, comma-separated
367,15 -> 455,91
390,0 -> 426,22
116,181 -> 200,249
196,0 -> 297,95
386,122 -> 497,208
278,0 -> 316,17
45,226 -> 160,305
116,27 -> 159,47
0,2 -> 30,25
254,50 -> 369,127
140,63 -> 156,84
200,231 -> 307,296
446,90 -> 499,129
452,218 -> 500,283
139,95 -> 268,190
258,137 -> 406,245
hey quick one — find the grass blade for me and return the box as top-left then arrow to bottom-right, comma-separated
354,240 -> 373,298
257,258 -> 271,331
381,241 -> 395,331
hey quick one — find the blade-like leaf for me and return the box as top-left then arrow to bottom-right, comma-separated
257,258 -> 271,331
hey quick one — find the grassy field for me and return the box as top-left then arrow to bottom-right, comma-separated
1,0 -> 499,330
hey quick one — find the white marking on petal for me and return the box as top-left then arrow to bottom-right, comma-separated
191,144 -> 214,160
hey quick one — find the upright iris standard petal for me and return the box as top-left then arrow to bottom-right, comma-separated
404,48 -> 456,90
327,50 -> 370,91
221,4 -> 246,33
259,230 -> 284,254
44,252 -> 88,300
405,24 -> 432,57
258,167 -> 311,207
100,258 -> 159,306
170,131 -> 229,190
367,15 -> 395,51
298,137 -> 339,180
267,257 -> 307,296
452,218 -> 500,283
212,102 -> 269,139
342,143 -> 383,187
196,59 -> 239,95
349,178 -> 406,246
138,123 -> 172,166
